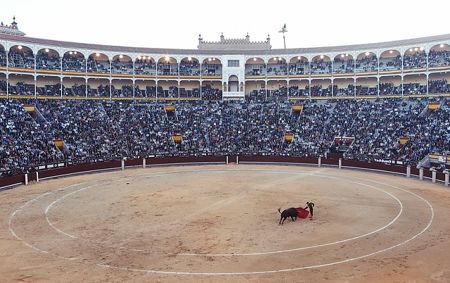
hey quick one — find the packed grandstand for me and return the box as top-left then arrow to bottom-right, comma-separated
0,18 -> 449,177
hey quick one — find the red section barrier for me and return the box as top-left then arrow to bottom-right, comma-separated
239,155 -> 317,164
341,159 -> 406,174
0,174 -> 25,189
38,160 -> 122,179
146,155 -> 226,165
125,159 -> 142,166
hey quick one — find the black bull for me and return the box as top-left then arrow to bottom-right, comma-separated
278,207 -> 298,225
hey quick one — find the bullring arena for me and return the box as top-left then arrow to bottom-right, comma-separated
1,162 -> 450,283
1,7 -> 450,282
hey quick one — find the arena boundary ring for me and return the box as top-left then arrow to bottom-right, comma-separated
7,166 -> 435,276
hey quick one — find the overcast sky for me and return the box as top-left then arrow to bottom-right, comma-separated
1,0 -> 449,50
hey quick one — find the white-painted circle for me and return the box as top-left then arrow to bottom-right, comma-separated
8,167 -> 434,276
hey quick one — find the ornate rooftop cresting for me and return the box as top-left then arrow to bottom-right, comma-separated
198,33 -> 271,50
0,17 -> 26,36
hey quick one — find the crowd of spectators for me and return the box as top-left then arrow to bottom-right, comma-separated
201,85 -> 222,100
403,83 -> 427,95
135,58 -> 156,75
245,64 -> 266,76
288,86 -> 309,97
379,82 -> 402,95
180,61 -> 200,76
87,57 -> 110,74
0,100 -> 64,176
0,49 -> 6,66
310,59 -> 332,74
267,63 -> 287,76
310,84 -> 332,96
0,96 -> 449,177
333,84 -> 354,96
36,84 -> 61,96
111,58 -> 133,75
403,51 -> 427,69
8,50 -> 34,69
288,61 -> 309,75
428,79 -> 450,94
157,63 -> 178,76
62,54 -> 86,72
355,84 -> 377,96
429,50 -> 450,68
36,52 -> 60,71
0,80 -> 6,93
355,55 -> 377,73
202,63 -> 222,76
379,55 -> 402,71
63,84 -> 86,97
333,58 -> 354,73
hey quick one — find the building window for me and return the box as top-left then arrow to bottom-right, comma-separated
228,60 -> 240,67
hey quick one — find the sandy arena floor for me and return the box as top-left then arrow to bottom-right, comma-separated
0,164 -> 450,283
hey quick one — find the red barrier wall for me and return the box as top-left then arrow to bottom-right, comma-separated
0,174 -> 25,189
239,155 -> 317,164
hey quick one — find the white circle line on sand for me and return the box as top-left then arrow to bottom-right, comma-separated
45,185 -> 96,239
94,174 -> 435,276
178,174 -> 405,256
8,168 -> 434,276
42,169 -> 402,256
8,183 -> 84,261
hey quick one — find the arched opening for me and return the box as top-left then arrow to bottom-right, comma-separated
356,52 -> 377,73
62,51 -> 86,73
333,54 -> 354,74
355,77 -> 377,96
8,74 -> 34,96
202,58 -> 222,77
403,74 -> 427,95
0,73 -> 7,95
36,48 -> 61,71
428,72 -> 450,94
135,56 -> 156,76
379,50 -> 401,72
0,44 -> 6,67
111,54 -> 133,75
289,79 -> 309,97
379,76 -> 402,96
63,77 -> 86,97
157,80 -> 178,98
246,80 -> 265,101
180,80 -> 200,98
135,79 -> 156,98
429,44 -> 450,68
180,57 -> 200,76
87,53 -> 110,74
36,75 -> 61,97
157,57 -> 178,76
267,57 -> 287,76
228,75 -> 239,92
334,78 -> 354,96
267,80 -> 287,100
311,79 -> 332,96
8,45 -> 34,69
289,56 -> 309,75
111,79 -> 133,98
403,47 -> 426,70
87,78 -> 110,97
311,55 -> 331,75
245,57 -> 266,76
201,80 -> 222,100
